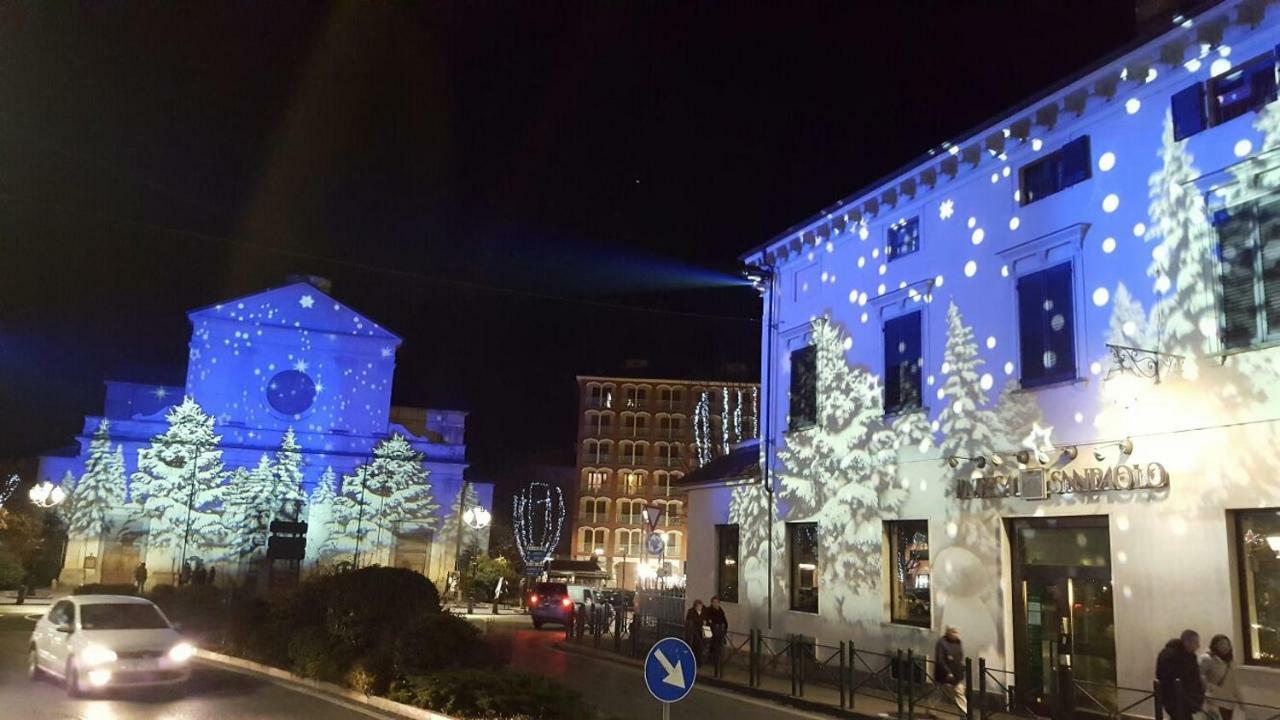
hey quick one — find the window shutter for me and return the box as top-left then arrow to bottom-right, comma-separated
789,345 -> 818,428
883,317 -> 901,411
1171,84 -> 1207,140
1017,272 -> 1047,384
900,312 -> 922,409
1060,136 -> 1091,188
1260,198 -> 1280,337
1218,207 -> 1260,348
1044,264 -> 1077,381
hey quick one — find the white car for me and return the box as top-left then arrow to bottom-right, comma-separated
28,594 -> 195,696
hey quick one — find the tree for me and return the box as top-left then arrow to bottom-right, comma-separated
305,466 -> 339,564
129,397 -> 226,556
1107,283 -> 1151,349
226,456 -> 277,559
272,428 -> 307,522
64,420 -> 127,540
937,302 -> 998,472
365,435 -> 438,536
776,318 -> 907,622
438,482 -> 480,570
1144,115 -> 1221,366
992,380 -> 1042,445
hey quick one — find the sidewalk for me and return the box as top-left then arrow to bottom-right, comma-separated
557,638 -> 918,720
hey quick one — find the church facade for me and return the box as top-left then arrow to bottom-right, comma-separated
40,279 -> 490,589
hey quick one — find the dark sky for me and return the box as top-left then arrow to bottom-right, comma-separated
0,2 -> 1137,478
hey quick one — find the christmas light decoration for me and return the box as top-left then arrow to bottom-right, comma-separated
694,391 -> 712,466
0,474 -> 20,509
513,482 -> 565,567
720,386 -> 731,455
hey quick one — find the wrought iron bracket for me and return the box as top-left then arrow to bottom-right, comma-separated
1104,343 -> 1185,383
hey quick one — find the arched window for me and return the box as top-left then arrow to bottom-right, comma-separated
666,500 -> 684,524
666,531 -> 683,557
653,470 -> 669,496
582,467 -> 609,492
619,469 -> 645,495
586,382 -> 603,407
616,528 -> 643,556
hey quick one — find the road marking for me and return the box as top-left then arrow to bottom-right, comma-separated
653,649 -> 685,688
195,659 -> 404,720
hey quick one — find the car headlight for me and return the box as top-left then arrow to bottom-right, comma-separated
168,642 -> 196,662
80,644 -> 118,666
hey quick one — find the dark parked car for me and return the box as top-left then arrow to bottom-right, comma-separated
528,582 -> 575,629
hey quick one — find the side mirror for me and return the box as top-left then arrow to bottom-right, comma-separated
55,624 -> 74,634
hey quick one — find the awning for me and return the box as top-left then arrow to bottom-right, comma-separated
673,439 -> 762,490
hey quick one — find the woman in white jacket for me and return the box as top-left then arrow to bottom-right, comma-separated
1199,635 -> 1246,720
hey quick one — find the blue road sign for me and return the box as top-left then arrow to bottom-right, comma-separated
645,532 -> 666,556
644,637 -> 697,703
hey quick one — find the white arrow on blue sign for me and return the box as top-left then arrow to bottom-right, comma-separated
644,637 -> 697,703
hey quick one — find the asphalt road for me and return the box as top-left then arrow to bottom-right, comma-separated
0,609 -> 390,720
482,613 -> 828,720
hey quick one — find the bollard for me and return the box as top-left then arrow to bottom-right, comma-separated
896,650 -> 905,719
749,629 -> 759,688
789,635 -> 798,697
978,658 -> 988,720
839,641 -> 848,709
849,641 -> 858,710
797,638 -> 806,698
965,657 -> 974,720
907,648 -> 916,720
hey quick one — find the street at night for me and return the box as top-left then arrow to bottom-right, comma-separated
6,1 -> 1280,718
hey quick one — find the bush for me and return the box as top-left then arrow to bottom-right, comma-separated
389,671 -> 591,720
73,583 -> 138,595
147,583 -> 225,640
0,547 -> 24,589
393,613 -> 496,674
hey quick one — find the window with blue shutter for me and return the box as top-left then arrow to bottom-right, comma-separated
888,217 -> 920,260
1019,136 -> 1092,206
883,311 -> 923,413
1210,52 -> 1278,126
1017,263 -> 1077,387
1171,83 -> 1207,140
789,345 -> 818,430
1216,195 -> 1280,349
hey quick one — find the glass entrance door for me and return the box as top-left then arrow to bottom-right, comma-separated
1012,518 -> 1116,719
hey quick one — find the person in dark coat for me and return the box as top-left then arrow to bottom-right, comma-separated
1157,630 -> 1204,720
934,625 -> 967,715
133,562 -> 148,594
684,600 -> 707,665
705,596 -> 729,666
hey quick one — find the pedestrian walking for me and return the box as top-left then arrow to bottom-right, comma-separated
934,625 -> 968,715
208,566 -> 216,586
179,561 -> 192,587
1157,630 -> 1205,720
706,596 -> 729,667
133,562 -> 148,594
1200,635 -> 1246,720
684,599 -> 707,665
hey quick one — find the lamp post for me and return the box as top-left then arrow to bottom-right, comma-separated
28,481 -> 67,509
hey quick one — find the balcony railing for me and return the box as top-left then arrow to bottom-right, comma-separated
617,515 -> 644,525
652,455 -> 683,468
582,453 -> 613,464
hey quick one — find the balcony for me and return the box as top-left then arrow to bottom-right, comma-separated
579,482 -> 608,494
617,515 -> 644,525
582,453 -> 613,464
651,455 -> 684,469
578,513 -> 611,524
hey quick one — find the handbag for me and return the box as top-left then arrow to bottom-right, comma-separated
702,624 -> 713,639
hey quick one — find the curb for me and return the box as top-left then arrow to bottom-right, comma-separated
554,641 -> 880,720
195,649 -> 461,720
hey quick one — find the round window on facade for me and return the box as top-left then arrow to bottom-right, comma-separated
267,370 -> 316,415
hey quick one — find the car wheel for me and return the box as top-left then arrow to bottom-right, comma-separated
27,646 -> 44,681
66,660 -> 86,698
533,619 -> 543,629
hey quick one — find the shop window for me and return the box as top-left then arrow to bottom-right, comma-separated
716,524 -> 740,603
883,311 -> 923,414
888,217 -> 921,260
1235,508 -> 1280,666
788,522 -> 819,613
1019,136 -> 1091,205
1214,196 -> 1280,349
887,520 -> 931,627
789,345 -> 818,431
1017,263 -> 1077,387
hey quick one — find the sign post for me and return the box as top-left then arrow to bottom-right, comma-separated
644,636 -> 696,718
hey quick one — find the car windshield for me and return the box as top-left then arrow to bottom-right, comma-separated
79,604 -> 170,630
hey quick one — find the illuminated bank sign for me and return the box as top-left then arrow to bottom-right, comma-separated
956,462 -> 1170,500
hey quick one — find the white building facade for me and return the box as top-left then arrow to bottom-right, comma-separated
686,1 -> 1280,712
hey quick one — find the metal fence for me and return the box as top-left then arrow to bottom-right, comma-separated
565,612 -> 1280,720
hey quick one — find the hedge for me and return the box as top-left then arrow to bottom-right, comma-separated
389,671 -> 593,720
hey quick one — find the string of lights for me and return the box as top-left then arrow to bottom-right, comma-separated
0,474 -> 19,509
720,386 -> 731,455
513,482 -> 565,566
694,391 -> 712,466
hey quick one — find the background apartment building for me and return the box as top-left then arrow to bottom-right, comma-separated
572,375 -> 757,589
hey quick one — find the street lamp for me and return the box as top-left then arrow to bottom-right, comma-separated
28,481 -> 67,509
463,505 -> 492,530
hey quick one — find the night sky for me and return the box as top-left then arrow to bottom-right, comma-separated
0,2 -> 1137,483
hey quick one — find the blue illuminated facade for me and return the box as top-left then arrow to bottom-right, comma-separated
41,280 -> 486,586
686,0 -> 1280,706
